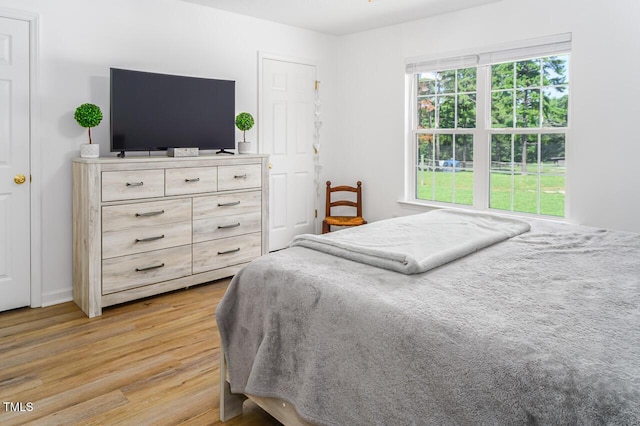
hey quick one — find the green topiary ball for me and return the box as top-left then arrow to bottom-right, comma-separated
74,103 -> 103,128
235,112 -> 254,132
235,112 -> 254,143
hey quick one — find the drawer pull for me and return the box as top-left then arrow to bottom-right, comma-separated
135,210 -> 165,217
135,263 -> 165,272
218,248 -> 241,255
218,201 -> 241,207
234,174 -> 247,179
126,182 -> 144,187
184,178 -> 201,183
218,223 -> 241,229
135,234 -> 165,243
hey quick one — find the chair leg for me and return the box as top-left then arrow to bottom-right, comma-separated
322,221 -> 329,234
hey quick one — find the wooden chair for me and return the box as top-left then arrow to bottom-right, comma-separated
322,181 -> 367,234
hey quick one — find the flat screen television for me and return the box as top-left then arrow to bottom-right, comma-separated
110,68 -> 235,155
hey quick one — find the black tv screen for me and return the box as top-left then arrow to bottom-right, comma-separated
110,68 -> 235,153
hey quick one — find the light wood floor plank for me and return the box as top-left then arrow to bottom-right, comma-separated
0,279 -> 282,425
29,390 -> 130,426
0,303 -> 81,329
0,374 -> 43,401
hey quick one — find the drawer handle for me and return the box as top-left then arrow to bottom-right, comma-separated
135,263 -> 165,272
126,182 -> 144,187
135,234 -> 165,243
218,223 -> 241,229
218,201 -> 241,207
185,178 -> 201,183
135,210 -> 165,217
218,248 -> 240,255
234,174 -> 247,179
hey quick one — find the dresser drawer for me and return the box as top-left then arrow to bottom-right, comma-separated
193,233 -> 261,274
102,245 -> 192,295
102,221 -> 192,259
165,166 -> 218,196
102,199 -> 192,232
192,191 -> 261,219
217,164 -> 261,191
102,170 -> 165,202
193,211 -> 261,243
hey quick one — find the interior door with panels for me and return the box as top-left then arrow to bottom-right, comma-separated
261,57 -> 316,251
0,16 -> 30,312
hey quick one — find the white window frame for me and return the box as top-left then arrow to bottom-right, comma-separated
403,33 -> 571,218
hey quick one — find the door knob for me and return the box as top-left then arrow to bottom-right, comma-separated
14,174 -> 26,185
268,163 -> 273,169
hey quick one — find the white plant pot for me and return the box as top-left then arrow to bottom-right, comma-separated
80,143 -> 100,158
237,141 -> 254,154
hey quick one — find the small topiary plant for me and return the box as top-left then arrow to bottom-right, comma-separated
235,112 -> 254,143
74,103 -> 103,144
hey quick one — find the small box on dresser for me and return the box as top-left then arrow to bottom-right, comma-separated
72,154 -> 269,318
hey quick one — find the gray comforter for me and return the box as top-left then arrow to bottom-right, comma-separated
216,216 -> 640,425
290,210 -> 530,274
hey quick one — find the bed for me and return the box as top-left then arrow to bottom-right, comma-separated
216,209 -> 640,425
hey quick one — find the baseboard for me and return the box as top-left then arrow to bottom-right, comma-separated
40,288 -> 73,307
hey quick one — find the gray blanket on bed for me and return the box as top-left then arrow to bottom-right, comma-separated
216,216 -> 640,426
289,209 -> 530,274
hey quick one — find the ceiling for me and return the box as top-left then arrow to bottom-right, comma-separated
183,0 -> 503,36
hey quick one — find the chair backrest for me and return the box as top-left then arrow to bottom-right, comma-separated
325,181 -> 363,217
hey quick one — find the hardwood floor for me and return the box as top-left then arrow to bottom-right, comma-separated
0,279 -> 282,425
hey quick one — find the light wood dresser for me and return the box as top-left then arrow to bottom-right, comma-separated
72,155 -> 269,317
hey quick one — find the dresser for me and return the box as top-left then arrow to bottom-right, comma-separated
72,155 -> 269,317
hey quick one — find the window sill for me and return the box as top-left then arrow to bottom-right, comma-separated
397,199 -> 477,213
397,199 -> 569,224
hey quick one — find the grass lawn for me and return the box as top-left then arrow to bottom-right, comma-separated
417,168 -> 565,217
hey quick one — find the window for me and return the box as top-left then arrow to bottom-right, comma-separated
416,68 -> 476,206
407,35 -> 570,217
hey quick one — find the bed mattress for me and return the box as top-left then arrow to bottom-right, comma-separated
216,214 -> 640,425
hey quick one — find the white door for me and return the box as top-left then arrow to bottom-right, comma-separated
261,58 -> 316,251
0,17 -> 31,311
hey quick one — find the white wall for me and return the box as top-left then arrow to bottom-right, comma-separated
0,0 -> 338,305
327,0 -> 640,233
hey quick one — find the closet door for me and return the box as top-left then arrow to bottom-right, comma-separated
261,57 -> 316,251
0,16 -> 31,312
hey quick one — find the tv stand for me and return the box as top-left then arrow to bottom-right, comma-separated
216,149 -> 235,155
117,150 -> 126,158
